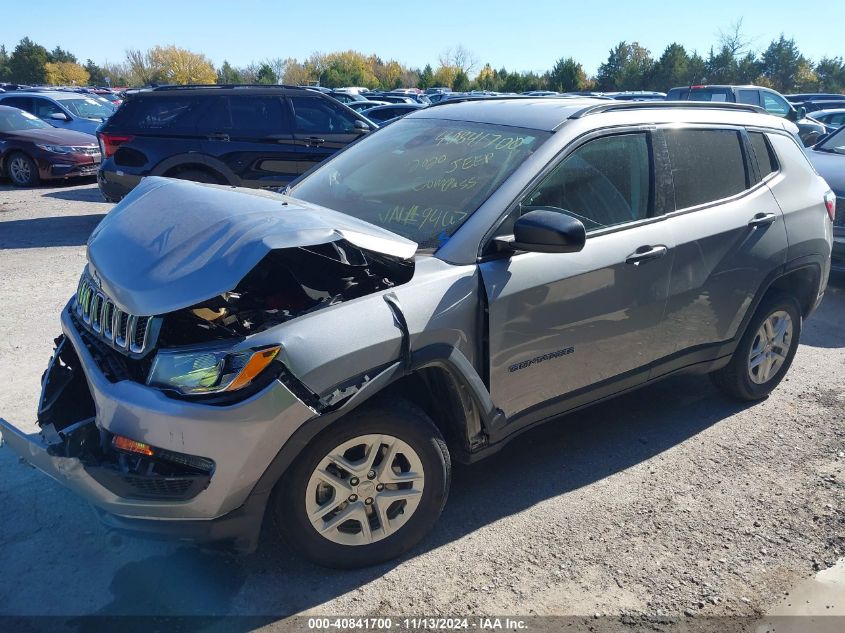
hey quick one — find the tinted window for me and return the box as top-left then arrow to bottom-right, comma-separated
32,98 -> 63,118
762,92 -> 790,117
110,96 -> 207,132
522,133 -> 653,232
748,132 -> 778,178
665,129 -> 748,209
224,96 -> 289,135
737,90 -> 760,106
290,96 -> 358,134
1,97 -> 32,112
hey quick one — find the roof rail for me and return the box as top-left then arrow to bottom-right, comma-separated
569,101 -> 766,118
150,83 -> 304,91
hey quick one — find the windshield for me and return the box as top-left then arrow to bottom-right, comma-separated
0,108 -> 52,132
57,97 -> 113,120
817,126 -> 845,154
290,117 -> 549,249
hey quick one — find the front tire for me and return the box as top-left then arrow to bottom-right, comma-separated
712,292 -> 801,401
7,152 -> 40,187
272,397 -> 450,568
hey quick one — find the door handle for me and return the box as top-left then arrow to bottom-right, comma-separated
208,133 -> 230,141
626,244 -> 668,265
748,212 -> 777,227
305,137 -> 326,146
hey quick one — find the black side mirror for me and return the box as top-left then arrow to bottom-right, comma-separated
496,209 -> 586,254
353,120 -> 370,134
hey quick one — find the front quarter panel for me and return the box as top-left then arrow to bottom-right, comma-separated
243,256 -> 481,400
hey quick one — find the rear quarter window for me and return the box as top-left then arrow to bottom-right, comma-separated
108,96 -> 207,133
748,131 -> 779,178
665,128 -> 749,210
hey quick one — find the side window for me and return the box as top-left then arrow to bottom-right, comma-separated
227,96 -> 290,135
290,96 -> 358,134
762,92 -> 790,117
521,132 -> 653,233
111,96 -> 207,132
2,97 -> 33,113
737,90 -> 760,106
32,98 -> 63,118
748,131 -> 779,179
665,128 -> 748,209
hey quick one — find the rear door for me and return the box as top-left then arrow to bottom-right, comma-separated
658,126 -> 788,364
0,96 -> 33,115
288,95 -> 366,174
480,129 -> 677,418
202,95 -> 298,187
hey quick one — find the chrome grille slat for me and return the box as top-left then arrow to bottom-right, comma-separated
73,273 -> 159,357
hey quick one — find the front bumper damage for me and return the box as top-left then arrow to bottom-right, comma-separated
0,303 -> 317,551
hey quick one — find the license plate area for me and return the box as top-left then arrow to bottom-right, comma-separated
38,336 -> 96,432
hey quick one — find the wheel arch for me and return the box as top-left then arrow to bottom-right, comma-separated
150,153 -> 240,186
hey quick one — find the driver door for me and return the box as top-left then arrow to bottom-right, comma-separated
480,130 -> 676,419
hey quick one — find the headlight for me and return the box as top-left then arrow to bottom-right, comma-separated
35,144 -> 76,154
147,345 -> 281,395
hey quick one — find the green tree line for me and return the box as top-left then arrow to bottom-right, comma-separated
2,29 -> 844,93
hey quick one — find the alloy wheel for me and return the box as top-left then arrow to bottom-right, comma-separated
9,156 -> 32,185
748,310 -> 793,384
305,434 -> 425,546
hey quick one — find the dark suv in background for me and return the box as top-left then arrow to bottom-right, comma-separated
666,85 -> 827,145
96,85 -> 376,201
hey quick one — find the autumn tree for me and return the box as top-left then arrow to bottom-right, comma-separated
44,61 -> 89,85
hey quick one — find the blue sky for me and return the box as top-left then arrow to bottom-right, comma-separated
1,0 -> 839,75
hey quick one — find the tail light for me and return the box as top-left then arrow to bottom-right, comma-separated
824,190 -> 836,222
98,133 -> 134,158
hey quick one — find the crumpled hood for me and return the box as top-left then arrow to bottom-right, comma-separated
86,177 -> 417,315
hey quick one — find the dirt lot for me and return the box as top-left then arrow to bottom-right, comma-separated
0,180 -> 843,626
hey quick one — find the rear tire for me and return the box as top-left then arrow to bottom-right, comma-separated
7,152 -> 40,187
272,397 -> 450,568
711,292 -> 801,401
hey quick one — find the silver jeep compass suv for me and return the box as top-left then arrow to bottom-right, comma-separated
0,98 -> 834,568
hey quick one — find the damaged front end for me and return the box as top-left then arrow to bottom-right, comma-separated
0,177 -> 418,548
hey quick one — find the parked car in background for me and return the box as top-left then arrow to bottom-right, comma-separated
522,90 -> 560,96
607,91 -> 667,101
785,93 -> 845,103
666,85 -> 827,145
0,91 -> 112,135
359,103 -> 424,125
346,99 -> 390,112
800,99 -> 845,114
327,91 -> 367,104
96,85 -> 377,201
806,125 -> 845,271
807,108 -> 845,130
362,93 -> 417,104
0,105 -> 101,186
0,98 -> 832,569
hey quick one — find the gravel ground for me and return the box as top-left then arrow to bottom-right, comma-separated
0,180 -> 843,625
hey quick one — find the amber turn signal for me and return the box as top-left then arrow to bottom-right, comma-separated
112,434 -> 155,456
225,346 -> 281,392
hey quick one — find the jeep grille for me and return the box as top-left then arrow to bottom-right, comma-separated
74,274 -> 160,357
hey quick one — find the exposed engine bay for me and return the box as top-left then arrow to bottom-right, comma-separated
157,240 -> 414,346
